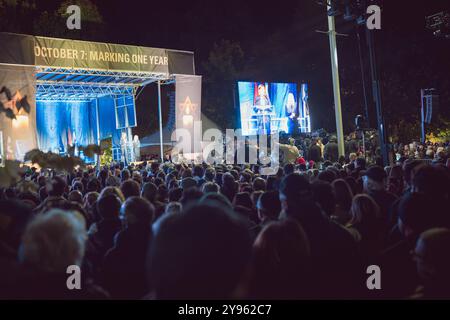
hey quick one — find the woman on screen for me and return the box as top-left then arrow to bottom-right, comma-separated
285,92 -> 297,134
253,84 -> 272,135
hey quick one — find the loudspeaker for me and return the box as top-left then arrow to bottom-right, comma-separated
421,89 -> 439,124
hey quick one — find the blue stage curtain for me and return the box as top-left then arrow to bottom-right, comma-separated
36,100 -> 95,153
96,96 -> 121,149
37,96 -> 131,154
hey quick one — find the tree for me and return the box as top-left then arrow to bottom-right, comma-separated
33,0 -> 105,40
0,0 -> 37,34
202,40 -> 244,129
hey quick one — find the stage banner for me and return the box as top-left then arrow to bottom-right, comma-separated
175,75 -> 202,155
0,64 -> 37,161
34,36 -> 169,73
0,33 -> 195,75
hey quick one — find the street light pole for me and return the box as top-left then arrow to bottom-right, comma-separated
327,4 -> 345,157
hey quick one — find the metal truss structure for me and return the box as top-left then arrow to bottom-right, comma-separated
35,66 -> 174,101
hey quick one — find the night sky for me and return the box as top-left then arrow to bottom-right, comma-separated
4,0 -> 450,136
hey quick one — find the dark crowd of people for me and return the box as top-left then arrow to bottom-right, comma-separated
1,151 -> 450,299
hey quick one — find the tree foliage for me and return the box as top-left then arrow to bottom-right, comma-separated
202,40 -> 244,129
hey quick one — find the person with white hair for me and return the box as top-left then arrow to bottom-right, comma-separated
13,209 -> 107,299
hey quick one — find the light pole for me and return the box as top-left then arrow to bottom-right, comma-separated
327,3 -> 345,158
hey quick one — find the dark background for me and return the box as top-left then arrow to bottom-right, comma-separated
1,0 -> 449,141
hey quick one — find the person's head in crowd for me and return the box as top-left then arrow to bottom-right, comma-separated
83,191 -> 99,210
106,175 -> 120,187
19,209 -> 86,273
156,171 -> 166,181
332,179 -> 353,222
413,228 -> 450,297
279,173 -> 316,218
240,172 -> 252,184
233,192 -> 253,211
181,177 -> 197,191
0,200 -> 32,252
257,190 -> 281,223
98,168 -> 108,180
141,182 -> 158,203
402,159 -> 423,189
193,165 -> 204,178
120,169 -> 130,182
202,182 -> 219,194
266,176 -> 278,191
168,187 -> 183,202
71,181 -> 84,193
157,184 -> 168,203
362,165 -> 386,193
96,194 -> 122,220
132,173 -> 143,186
317,170 -> 336,184
229,170 -> 239,181
68,190 -> 83,204
349,153 -> 357,162
311,180 -> 336,217
181,168 -> 193,179
252,177 -> 266,191
149,201 -> 252,299
240,184 -> 253,195
251,218 -> 311,299
86,178 -> 101,193
389,164 -> 403,180
204,167 -> 216,182
17,192 -> 39,209
44,176 -> 66,198
168,179 -> 179,190
355,157 -> 366,170
120,179 -> 141,199
153,177 -> 164,187
221,172 -> 237,193
120,196 -> 154,228
398,193 -> 442,239
411,165 -> 449,200
99,186 -> 125,202
180,188 -> 203,207
200,193 -> 233,211
165,202 -> 182,216
347,194 -> 380,229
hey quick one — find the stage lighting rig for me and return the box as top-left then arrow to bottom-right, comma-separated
426,12 -> 450,39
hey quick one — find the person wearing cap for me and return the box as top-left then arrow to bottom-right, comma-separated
362,165 -> 398,229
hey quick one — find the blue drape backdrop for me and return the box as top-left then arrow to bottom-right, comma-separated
36,96 -> 126,153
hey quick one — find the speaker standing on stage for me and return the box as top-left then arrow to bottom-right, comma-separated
133,135 -> 140,162
253,84 -> 272,135
285,92 -> 297,134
